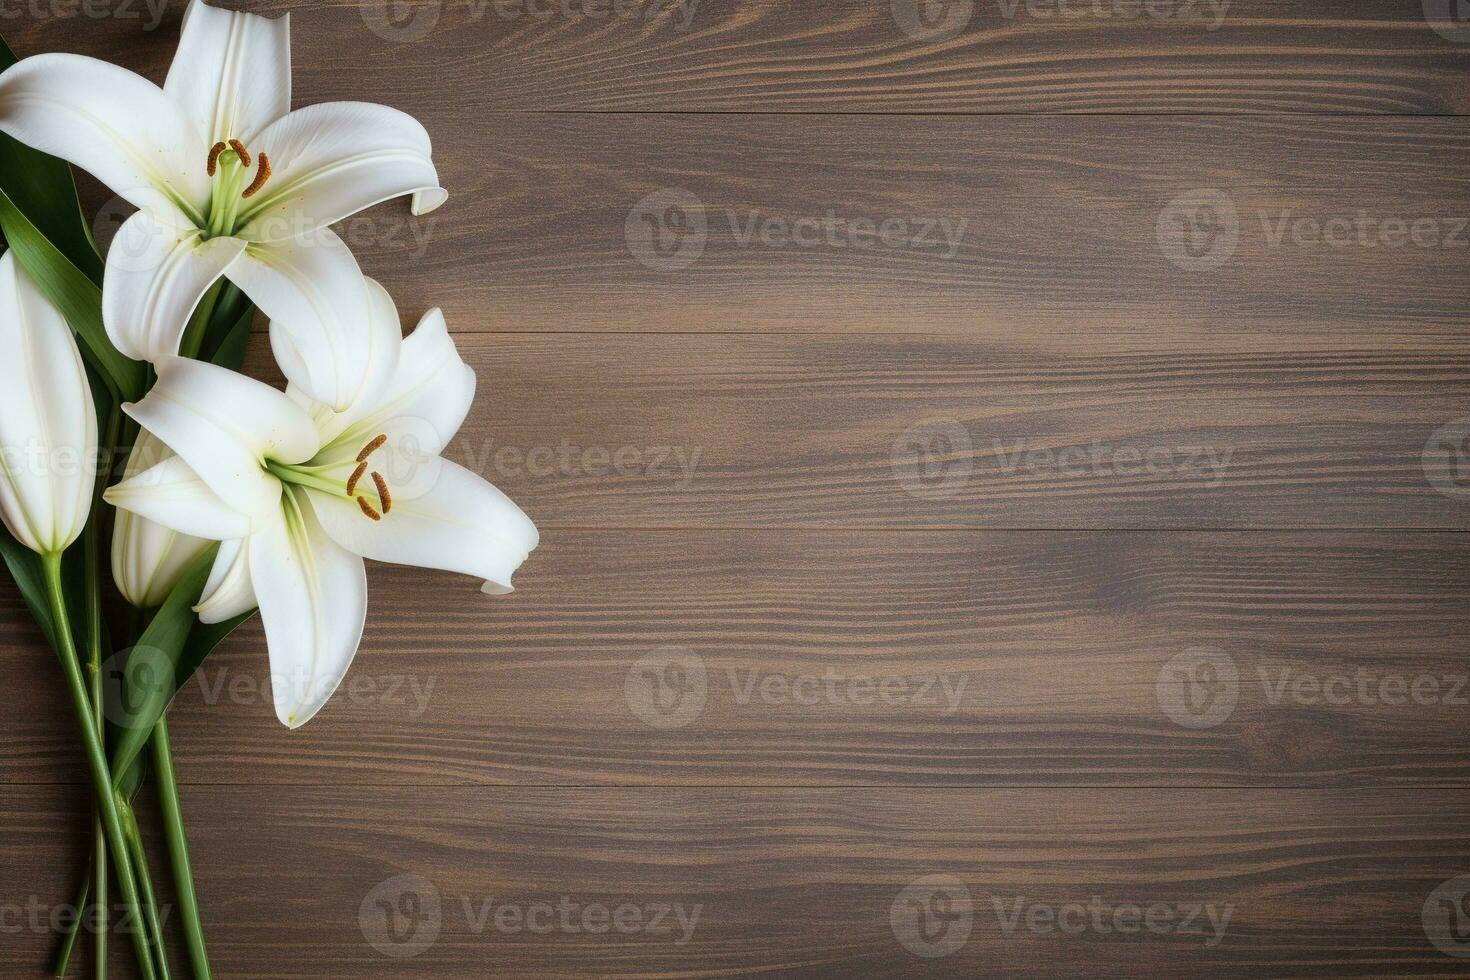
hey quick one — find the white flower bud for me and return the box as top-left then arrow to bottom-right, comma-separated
110,429 -> 212,607
0,251 -> 97,554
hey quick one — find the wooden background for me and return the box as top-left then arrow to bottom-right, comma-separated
4,0 -> 1470,976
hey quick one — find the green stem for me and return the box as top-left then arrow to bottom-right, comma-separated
49,856 -> 90,978
153,718 -> 211,980
40,551 -> 157,980
177,281 -> 225,361
87,409 -> 114,980
121,804 -> 173,980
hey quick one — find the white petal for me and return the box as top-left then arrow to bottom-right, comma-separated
288,276 -> 404,441
104,454 -> 253,541
0,53 -> 209,228
166,0 -> 290,147
102,211 -> 246,362
109,430 -> 215,608
0,252 -> 98,553
234,102 -> 445,242
251,490 -> 367,728
195,536 -> 257,624
308,458 -> 537,595
123,355 -> 318,518
317,305 -> 472,455
226,231 -> 378,412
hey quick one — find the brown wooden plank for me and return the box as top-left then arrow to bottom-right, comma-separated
3,785 -> 1468,977
332,114 -> 1470,346
7,531 -> 1470,787
334,333 -> 1468,529
3,0 -> 1468,114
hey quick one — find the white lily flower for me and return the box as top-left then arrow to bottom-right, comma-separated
0,252 -> 98,556
0,0 -> 446,411
110,430 -> 213,608
104,280 -> 538,728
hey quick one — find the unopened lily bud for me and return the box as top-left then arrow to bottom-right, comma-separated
110,429 -> 212,608
0,251 -> 97,555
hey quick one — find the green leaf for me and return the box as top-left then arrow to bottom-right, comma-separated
106,546 -> 257,784
203,293 -> 256,371
0,32 -> 104,285
0,197 -> 145,400
107,546 -> 218,782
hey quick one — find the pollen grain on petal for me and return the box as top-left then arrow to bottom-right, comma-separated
371,471 -> 392,514
241,152 -> 272,199
206,141 -> 227,176
357,496 -> 382,521
356,433 -> 388,462
228,138 -> 251,167
345,460 -> 369,497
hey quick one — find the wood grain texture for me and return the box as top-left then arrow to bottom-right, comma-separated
349,334 -> 1467,529
3,786 -> 1469,978
3,4 -> 1470,979
3,0 -> 1469,114
339,114 -> 1470,343
6,531 -> 1470,787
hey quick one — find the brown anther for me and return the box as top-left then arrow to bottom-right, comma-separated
371,471 -> 392,514
357,496 -> 382,521
241,152 -> 272,199
228,138 -> 251,167
345,460 -> 369,497
206,141 -> 227,176
356,433 -> 388,462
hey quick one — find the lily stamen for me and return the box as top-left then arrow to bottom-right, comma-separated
357,433 -> 388,462
241,152 -> 272,199
228,138 -> 251,167
205,141 -> 227,176
345,460 -> 369,497
357,496 -> 382,521
371,471 -> 392,514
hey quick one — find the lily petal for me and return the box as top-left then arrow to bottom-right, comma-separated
104,453 -> 252,541
288,277 -> 407,441
226,230 -> 377,412
109,430 -> 215,608
315,306 -> 473,455
235,101 -> 446,243
102,210 -> 246,362
123,356 -> 319,518
251,489 -> 367,728
0,53 -> 209,228
195,536 -> 257,624
308,458 -> 538,595
166,0 -> 290,147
